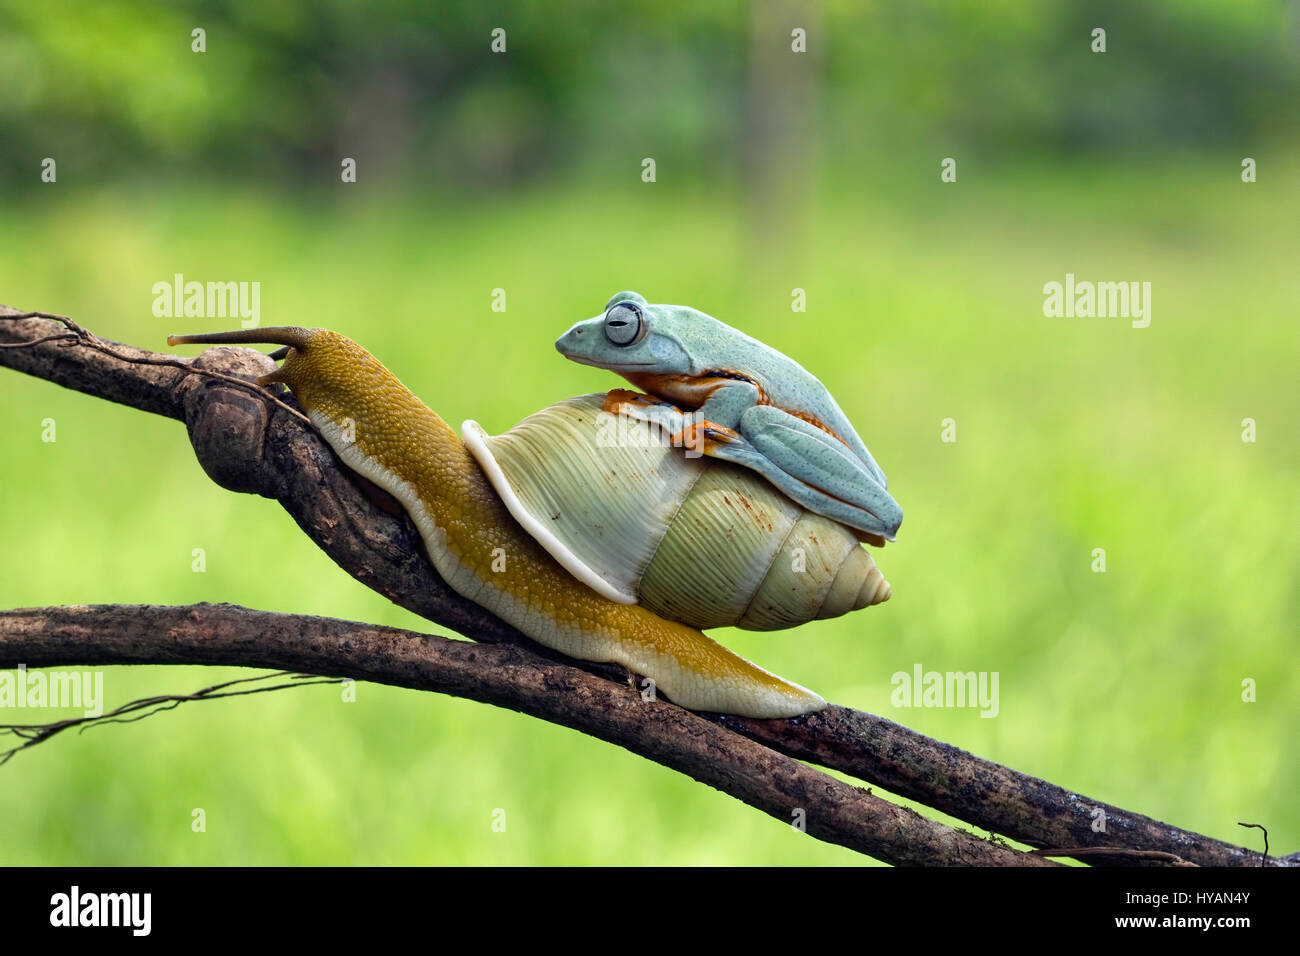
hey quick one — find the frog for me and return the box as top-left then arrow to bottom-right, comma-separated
556,291 -> 903,544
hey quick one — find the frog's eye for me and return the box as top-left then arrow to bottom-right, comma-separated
604,301 -> 646,347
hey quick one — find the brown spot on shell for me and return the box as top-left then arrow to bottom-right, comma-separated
731,493 -> 775,533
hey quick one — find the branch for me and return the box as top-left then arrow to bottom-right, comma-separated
715,708 -> 1286,868
0,603 -> 1048,867
2,305 -> 1292,867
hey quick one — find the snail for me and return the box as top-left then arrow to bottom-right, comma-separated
167,324 -> 895,719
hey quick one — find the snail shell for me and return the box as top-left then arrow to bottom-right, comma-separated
463,393 -> 891,632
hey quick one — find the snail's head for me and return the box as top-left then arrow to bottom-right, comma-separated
167,326 -> 386,415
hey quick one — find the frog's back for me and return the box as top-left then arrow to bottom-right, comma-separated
678,313 -> 879,470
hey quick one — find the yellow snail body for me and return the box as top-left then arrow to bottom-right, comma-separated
167,328 -> 893,719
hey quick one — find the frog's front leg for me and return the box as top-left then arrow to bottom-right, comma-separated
605,388 -> 698,441
607,381 -> 757,459
710,405 -> 904,541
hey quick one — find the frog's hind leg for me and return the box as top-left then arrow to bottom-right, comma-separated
706,405 -> 903,541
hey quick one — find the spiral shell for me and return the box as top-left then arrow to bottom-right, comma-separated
463,393 -> 891,631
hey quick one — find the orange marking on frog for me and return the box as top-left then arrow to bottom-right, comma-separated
602,388 -> 655,414
624,370 -> 857,453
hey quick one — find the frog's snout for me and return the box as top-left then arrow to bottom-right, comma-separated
555,326 -> 577,356
555,319 -> 594,359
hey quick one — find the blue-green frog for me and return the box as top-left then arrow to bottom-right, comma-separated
556,291 -> 902,545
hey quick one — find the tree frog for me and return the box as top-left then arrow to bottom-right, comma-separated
556,291 -> 903,544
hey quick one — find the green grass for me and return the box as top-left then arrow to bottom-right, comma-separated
1,160 -> 1295,864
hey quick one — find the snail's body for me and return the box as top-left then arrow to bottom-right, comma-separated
169,327 -> 843,718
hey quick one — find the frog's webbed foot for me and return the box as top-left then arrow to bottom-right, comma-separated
709,406 -> 903,541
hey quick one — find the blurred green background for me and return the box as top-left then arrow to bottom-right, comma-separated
0,0 -> 1296,865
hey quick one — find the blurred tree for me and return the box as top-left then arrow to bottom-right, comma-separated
0,0 -> 1295,187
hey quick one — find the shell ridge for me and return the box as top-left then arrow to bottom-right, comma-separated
810,532 -> 862,618
636,442 -> 708,578
734,501 -> 807,625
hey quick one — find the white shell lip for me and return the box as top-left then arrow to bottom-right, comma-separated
462,418 -> 637,606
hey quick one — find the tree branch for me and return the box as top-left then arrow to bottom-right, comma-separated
0,603 -> 1049,867
715,708 -> 1286,868
2,305 -> 1292,867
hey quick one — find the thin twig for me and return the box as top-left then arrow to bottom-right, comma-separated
0,670 -> 344,765
1237,823 -> 1269,865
